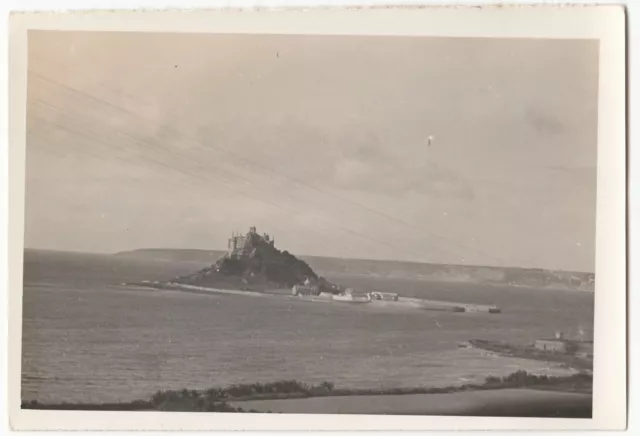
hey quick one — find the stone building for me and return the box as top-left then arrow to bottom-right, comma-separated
227,226 -> 274,259
534,339 -> 568,353
534,331 -> 594,357
292,284 -> 320,296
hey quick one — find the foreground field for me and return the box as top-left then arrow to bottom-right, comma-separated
233,389 -> 592,417
23,371 -> 592,418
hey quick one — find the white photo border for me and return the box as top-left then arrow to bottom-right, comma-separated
8,5 -> 627,431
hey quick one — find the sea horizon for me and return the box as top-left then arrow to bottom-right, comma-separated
22,246 -> 596,277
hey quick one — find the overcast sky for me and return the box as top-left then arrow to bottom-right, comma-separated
25,31 -> 599,271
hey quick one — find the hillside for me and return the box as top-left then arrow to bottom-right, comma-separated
152,233 -> 328,292
115,248 -> 595,292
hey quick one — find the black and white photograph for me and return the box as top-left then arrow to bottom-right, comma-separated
7,6 -> 627,431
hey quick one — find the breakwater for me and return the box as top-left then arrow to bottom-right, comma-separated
400,297 -> 500,314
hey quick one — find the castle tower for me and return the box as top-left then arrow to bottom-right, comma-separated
228,232 -> 239,256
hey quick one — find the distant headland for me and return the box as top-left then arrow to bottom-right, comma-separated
114,226 -> 595,292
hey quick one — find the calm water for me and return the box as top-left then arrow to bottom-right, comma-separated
21,250 -> 594,404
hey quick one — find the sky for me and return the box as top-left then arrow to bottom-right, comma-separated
24,31 -> 599,272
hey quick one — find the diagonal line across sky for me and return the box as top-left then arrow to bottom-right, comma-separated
27,65 -> 507,264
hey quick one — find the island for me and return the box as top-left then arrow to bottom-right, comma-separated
124,226 -> 502,314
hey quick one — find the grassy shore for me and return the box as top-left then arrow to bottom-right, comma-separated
22,370 -> 592,413
469,339 -> 593,372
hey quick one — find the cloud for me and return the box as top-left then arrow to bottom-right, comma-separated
330,143 -> 474,200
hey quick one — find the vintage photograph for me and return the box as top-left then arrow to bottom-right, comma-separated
8,8 -> 626,429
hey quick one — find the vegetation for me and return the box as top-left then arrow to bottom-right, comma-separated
469,339 -> 593,371
22,371 -> 591,412
481,370 -> 592,392
174,235 -> 327,290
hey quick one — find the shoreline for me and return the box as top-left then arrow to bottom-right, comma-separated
107,248 -> 595,293
324,271 -> 595,293
468,339 -> 593,372
122,281 -> 502,313
22,370 -> 592,413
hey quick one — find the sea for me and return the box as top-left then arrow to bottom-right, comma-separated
20,249 -> 595,404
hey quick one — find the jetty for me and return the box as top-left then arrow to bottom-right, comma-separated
385,297 -> 500,313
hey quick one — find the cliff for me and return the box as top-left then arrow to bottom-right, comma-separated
300,257 -> 595,291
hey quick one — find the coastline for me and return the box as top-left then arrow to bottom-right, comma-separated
122,281 -> 502,313
110,248 -> 595,293
22,371 -> 592,416
467,339 -> 593,372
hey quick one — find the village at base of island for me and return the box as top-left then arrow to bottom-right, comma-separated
291,279 -> 501,313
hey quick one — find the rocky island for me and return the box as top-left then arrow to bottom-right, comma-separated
171,226 -> 336,292
124,227 -> 501,313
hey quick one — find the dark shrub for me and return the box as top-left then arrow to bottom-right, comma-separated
484,376 -> 501,385
321,381 -> 335,391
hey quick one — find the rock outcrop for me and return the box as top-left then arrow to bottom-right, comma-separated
172,228 -> 327,291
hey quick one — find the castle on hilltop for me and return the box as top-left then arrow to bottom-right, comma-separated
227,226 -> 274,259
